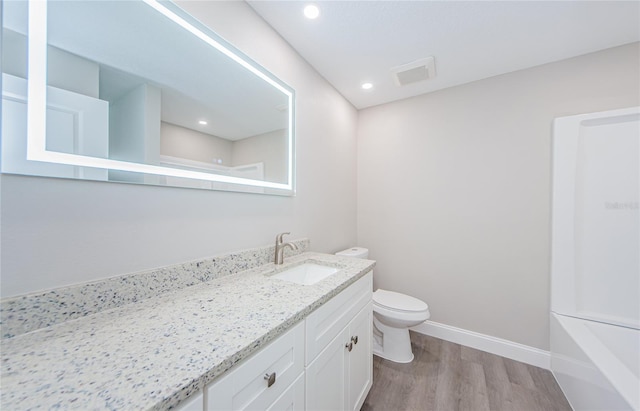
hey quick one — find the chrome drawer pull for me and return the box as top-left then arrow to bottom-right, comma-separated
264,372 -> 276,388
351,335 -> 358,345
345,342 -> 353,352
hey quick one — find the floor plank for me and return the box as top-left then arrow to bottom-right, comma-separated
482,355 -> 514,410
361,332 -> 572,411
503,357 -> 537,390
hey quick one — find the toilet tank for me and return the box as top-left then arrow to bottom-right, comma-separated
335,247 -> 369,259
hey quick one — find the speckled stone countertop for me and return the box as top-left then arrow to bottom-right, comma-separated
1,252 -> 375,410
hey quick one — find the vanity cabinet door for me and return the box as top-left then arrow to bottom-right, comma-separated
305,327 -> 350,411
347,302 -> 373,411
205,321 -> 304,411
306,301 -> 373,411
174,390 -> 204,411
305,273 -> 373,365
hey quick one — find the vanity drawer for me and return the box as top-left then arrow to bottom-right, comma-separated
266,373 -> 304,411
206,321 -> 304,411
305,272 -> 372,365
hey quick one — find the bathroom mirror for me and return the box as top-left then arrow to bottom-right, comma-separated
1,0 -> 295,195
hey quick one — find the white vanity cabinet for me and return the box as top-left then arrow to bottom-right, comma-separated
174,390 -> 205,411
305,273 -> 373,411
345,303 -> 373,411
180,271 -> 373,411
205,321 -> 305,410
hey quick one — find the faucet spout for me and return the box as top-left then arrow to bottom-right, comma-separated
274,232 -> 298,264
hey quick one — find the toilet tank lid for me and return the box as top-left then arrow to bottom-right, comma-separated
373,289 -> 429,312
335,247 -> 369,258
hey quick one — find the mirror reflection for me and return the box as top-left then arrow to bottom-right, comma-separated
1,0 -> 294,194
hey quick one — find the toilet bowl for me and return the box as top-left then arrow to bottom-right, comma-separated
335,247 -> 430,364
372,289 -> 430,363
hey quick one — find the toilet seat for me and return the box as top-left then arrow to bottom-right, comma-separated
373,289 -> 429,313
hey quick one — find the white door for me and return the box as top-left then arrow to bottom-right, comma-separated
1,73 -> 109,180
306,327 -> 349,411
347,303 -> 373,411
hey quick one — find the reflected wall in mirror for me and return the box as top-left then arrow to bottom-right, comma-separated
1,0 -> 295,195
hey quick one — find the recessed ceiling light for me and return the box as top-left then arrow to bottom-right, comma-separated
198,120 -> 208,125
304,4 -> 320,19
361,82 -> 373,90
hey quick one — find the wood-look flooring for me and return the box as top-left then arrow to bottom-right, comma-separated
361,332 -> 572,411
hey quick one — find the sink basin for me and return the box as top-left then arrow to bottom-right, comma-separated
270,263 -> 339,285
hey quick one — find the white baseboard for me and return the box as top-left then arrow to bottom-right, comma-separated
411,320 -> 551,370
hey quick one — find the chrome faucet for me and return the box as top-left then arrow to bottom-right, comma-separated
274,232 -> 298,265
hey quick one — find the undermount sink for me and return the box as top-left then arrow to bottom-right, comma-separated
269,263 -> 339,285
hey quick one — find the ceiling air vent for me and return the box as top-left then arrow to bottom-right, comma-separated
390,56 -> 436,87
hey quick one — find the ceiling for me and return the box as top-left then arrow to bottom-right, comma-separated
248,1 -> 640,109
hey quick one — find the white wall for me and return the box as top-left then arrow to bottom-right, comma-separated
232,129 -> 288,183
2,30 -> 100,98
109,83 -> 162,184
357,43 -> 640,351
160,123 -> 287,184
0,1 -> 358,298
161,122 -> 233,165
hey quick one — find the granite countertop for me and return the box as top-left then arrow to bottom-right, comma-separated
1,252 -> 375,410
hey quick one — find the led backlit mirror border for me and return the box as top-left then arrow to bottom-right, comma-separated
26,0 -> 295,193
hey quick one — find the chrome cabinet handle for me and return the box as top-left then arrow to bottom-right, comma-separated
345,342 -> 353,352
264,372 -> 276,388
351,335 -> 358,345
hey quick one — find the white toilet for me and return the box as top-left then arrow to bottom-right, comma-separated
335,247 -> 430,363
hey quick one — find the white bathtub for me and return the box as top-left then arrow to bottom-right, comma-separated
551,313 -> 640,410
